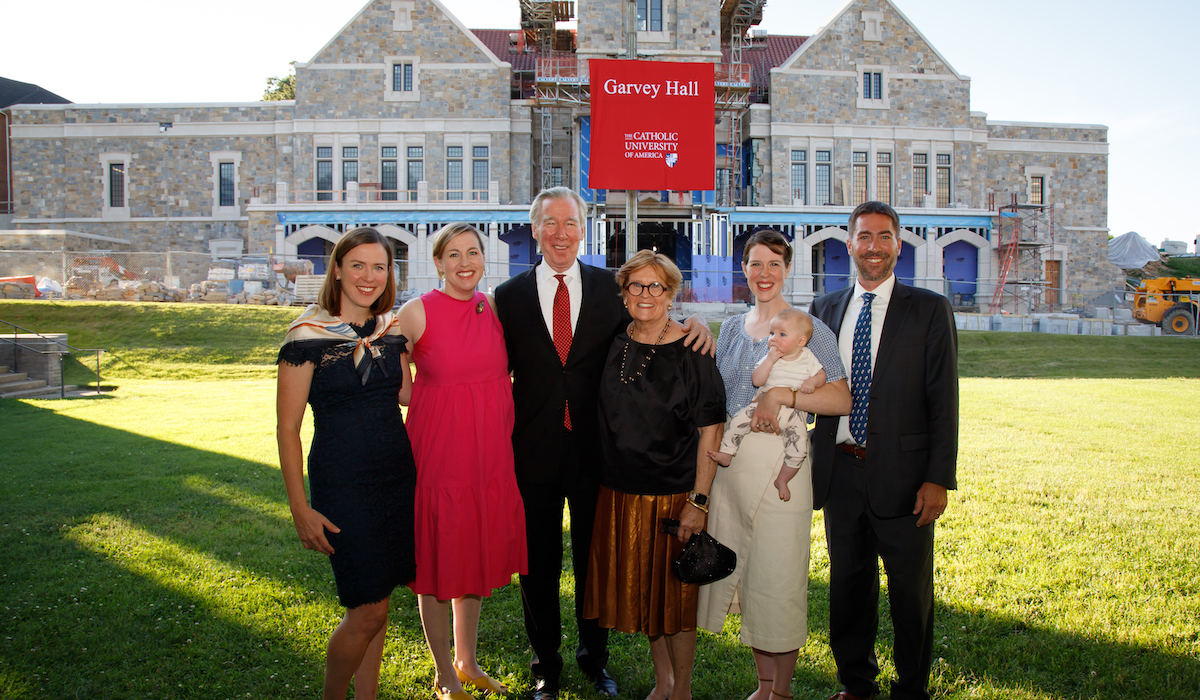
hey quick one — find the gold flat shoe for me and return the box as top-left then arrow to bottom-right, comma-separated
437,686 -> 476,700
455,666 -> 508,695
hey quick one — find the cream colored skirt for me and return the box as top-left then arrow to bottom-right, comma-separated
695,420 -> 813,652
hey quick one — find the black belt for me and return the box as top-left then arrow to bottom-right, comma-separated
837,443 -> 866,460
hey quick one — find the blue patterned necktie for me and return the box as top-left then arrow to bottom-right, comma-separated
849,292 -> 876,445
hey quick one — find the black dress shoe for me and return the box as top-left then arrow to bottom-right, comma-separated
588,669 -> 618,697
532,677 -> 558,700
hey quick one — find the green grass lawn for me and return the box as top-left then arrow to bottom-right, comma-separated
2,301 -> 1199,699
6,300 -> 1199,388
0,300 -> 296,384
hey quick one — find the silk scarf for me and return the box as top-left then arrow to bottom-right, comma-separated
282,304 -> 406,385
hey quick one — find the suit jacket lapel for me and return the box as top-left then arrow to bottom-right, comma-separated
826,287 -> 854,336
570,262 -> 606,364
874,280 -> 912,376
517,264 -> 556,350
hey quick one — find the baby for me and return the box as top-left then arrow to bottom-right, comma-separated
708,307 -> 826,501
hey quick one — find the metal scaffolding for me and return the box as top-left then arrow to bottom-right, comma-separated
527,0 -> 761,207
719,0 -> 765,206
521,1 -> 576,190
991,199 -> 1058,313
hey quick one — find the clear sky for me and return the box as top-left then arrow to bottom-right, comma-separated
2,0 -> 1195,250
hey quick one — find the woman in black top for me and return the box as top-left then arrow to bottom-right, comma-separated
582,250 -> 726,700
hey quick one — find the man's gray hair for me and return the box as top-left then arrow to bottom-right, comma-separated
530,187 -> 587,229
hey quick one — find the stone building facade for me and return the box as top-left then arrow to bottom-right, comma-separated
4,0 -> 1120,308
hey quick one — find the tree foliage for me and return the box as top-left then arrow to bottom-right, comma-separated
262,62 -> 298,101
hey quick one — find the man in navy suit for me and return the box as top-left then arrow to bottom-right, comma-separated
494,187 -> 713,700
808,201 -> 958,700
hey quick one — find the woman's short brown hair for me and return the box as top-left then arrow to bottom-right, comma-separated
742,228 -> 793,268
318,227 -> 397,316
616,249 -> 683,299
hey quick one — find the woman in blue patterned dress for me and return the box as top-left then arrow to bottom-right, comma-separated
696,228 -> 851,700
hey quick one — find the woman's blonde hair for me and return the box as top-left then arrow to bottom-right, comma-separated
616,249 -> 683,298
430,223 -> 486,278
318,227 -> 396,315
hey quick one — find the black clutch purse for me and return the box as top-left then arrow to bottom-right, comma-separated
661,520 -> 737,585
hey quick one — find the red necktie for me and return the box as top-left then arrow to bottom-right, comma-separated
553,274 -> 573,430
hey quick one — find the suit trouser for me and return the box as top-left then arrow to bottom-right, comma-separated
824,450 -> 935,700
517,431 -> 609,685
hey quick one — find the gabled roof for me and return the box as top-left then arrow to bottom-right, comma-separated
779,0 -> 965,80
0,77 -> 70,109
306,0 -> 506,67
722,35 -> 808,93
471,29 -> 537,72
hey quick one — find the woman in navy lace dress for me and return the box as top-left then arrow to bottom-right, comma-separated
277,227 -> 416,700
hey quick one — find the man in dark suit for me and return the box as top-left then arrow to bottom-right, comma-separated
809,201 -> 958,700
494,187 -> 712,700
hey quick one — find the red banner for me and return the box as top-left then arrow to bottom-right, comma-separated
588,59 -> 715,191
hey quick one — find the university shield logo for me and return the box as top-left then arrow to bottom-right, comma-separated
665,153 -> 678,168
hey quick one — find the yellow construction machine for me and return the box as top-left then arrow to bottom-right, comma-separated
1132,277 -> 1199,335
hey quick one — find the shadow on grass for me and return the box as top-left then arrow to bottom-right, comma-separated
779,576 -> 1200,700
598,559 -> 1200,700
487,541 -> 1200,700
3,399 -> 1198,699
0,399 -> 440,699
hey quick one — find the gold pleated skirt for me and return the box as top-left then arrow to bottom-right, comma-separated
582,487 -> 698,636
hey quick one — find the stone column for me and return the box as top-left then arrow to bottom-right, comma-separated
415,223 -> 432,292
924,229 -> 944,293
486,222 -> 500,290
793,232 -> 815,307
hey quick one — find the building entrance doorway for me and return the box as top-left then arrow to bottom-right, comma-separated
605,220 -> 684,270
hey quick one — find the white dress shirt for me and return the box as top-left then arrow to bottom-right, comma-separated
535,258 -> 583,336
835,274 -> 896,446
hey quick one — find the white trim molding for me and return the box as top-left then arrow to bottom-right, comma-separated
638,30 -> 670,44
770,123 -> 990,145
989,138 -> 1108,156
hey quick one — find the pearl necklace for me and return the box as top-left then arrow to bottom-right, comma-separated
619,319 -> 671,385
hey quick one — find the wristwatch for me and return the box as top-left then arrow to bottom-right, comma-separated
688,491 -> 709,509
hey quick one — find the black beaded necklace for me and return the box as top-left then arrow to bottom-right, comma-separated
619,319 -> 671,384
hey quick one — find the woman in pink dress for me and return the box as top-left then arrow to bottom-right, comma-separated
399,222 -> 528,700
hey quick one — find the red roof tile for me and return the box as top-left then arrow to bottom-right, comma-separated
468,29 -> 809,98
